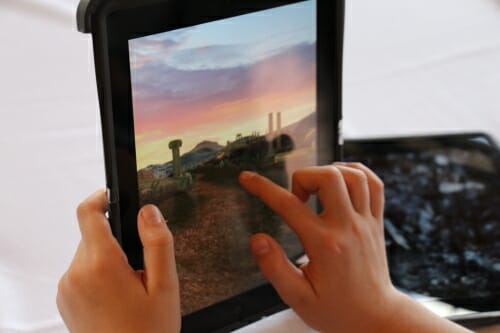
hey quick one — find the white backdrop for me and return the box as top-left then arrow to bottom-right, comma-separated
0,0 -> 499,332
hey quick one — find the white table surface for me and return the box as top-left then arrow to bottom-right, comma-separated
1,0 -> 499,332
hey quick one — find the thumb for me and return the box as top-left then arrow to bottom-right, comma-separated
250,233 -> 314,309
138,205 -> 179,295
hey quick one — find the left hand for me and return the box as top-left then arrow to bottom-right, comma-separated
56,190 -> 180,333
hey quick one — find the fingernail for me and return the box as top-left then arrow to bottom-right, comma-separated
251,237 -> 270,256
240,171 -> 257,181
142,205 -> 165,225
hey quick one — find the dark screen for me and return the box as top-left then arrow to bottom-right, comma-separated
345,135 -> 500,311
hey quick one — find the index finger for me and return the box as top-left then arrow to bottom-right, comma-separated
76,189 -> 117,250
239,171 -> 323,248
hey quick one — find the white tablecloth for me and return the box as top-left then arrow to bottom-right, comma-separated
1,0 -> 499,332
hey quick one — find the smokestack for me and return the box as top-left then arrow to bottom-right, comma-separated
277,112 -> 282,133
268,113 -> 274,135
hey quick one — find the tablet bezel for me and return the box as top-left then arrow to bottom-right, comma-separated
78,0 -> 344,330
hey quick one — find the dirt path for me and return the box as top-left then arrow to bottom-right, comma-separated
165,175 -> 264,314
153,169 -> 304,315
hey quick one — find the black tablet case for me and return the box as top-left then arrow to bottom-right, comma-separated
76,1 -> 344,331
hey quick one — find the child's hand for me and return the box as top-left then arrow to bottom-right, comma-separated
240,164 -> 399,332
239,163 -> 406,332
56,190 -> 180,333
240,163 -> 472,333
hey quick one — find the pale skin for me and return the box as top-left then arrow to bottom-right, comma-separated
57,163 -> 472,333
56,196 -> 180,333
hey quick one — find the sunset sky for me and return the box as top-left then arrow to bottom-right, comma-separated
129,0 -> 316,169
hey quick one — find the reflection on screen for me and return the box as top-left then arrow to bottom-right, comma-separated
129,0 -> 317,314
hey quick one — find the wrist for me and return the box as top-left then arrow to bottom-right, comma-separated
371,287 -> 410,333
373,289 -> 473,333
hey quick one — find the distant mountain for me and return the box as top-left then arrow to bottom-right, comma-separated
191,140 -> 223,153
138,112 -> 316,179
180,141 -> 222,167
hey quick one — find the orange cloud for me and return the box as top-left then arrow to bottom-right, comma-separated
133,43 -> 316,169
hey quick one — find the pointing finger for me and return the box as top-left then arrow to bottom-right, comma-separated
239,171 -> 323,250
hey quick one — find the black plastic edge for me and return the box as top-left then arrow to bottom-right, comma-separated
182,284 -> 287,333
77,0 -> 165,33
335,0 -> 345,161
76,0 -> 92,32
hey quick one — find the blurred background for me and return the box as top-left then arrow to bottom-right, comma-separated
0,0 -> 499,332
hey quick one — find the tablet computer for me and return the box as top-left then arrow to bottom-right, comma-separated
77,0 -> 344,331
344,133 -> 500,313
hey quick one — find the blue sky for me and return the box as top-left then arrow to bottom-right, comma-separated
130,0 -> 316,71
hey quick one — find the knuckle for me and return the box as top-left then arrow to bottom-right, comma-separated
373,177 -> 385,192
57,276 -> 67,296
351,162 -> 365,169
352,169 -> 368,183
58,266 -> 95,303
76,201 -> 92,220
323,166 -> 342,183
319,226 -> 357,256
318,229 -> 343,253
89,255 -> 112,276
64,268 -> 85,290
56,275 -> 72,309
376,178 -> 385,189
350,219 -> 368,239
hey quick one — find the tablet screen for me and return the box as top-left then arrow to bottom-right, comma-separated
129,0 -> 316,315
345,135 -> 500,311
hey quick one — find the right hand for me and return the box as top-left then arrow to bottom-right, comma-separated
240,163 -> 471,333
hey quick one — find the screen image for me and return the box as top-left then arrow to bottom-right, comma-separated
129,0 -> 317,314
345,136 -> 500,311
